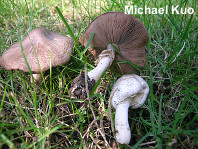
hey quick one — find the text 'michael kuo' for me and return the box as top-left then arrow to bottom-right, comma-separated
125,5 -> 195,15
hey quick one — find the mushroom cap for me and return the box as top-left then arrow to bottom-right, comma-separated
111,74 -> 149,109
79,12 -> 149,74
0,27 -> 73,73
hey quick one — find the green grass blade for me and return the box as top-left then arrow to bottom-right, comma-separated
55,6 -> 78,45
0,133 -> 17,149
27,124 -> 63,149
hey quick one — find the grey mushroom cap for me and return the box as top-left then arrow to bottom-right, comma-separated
0,27 -> 73,73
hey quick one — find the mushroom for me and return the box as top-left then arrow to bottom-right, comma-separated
69,12 -> 148,99
110,74 -> 149,144
69,43 -> 116,99
0,27 -> 73,84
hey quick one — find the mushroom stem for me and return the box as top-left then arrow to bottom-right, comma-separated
88,44 -> 115,82
88,57 -> 111,82
69,44 -> 116,99
110,74 -> 149,144
31,74 -> 42,84
115,100 -> 131,144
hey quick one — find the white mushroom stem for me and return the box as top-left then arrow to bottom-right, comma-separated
88,57 -> 111,82
31,74 -> 42,84
115,100 -> 131,144
88,44 -> 115,82
111,74 -> 149,144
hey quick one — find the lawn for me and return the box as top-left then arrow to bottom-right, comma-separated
0,0 -> 197,148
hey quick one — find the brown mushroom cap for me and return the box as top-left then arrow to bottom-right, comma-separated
0,27 -> 73,73
79,12 -> 149,74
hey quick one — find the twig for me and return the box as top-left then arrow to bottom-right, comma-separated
84,63 -> 97,120
108,88 -> 119,147
139,140 -> 157,147
82,119 -> 97,139
57,120 -> 83,146
84,64 -> 109,147
99,114 -> 109,148
108,89 -> 117,134
172,41 -> 186,63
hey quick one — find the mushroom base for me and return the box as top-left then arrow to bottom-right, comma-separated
31,73 -> 42,84
69,72 -> 96,99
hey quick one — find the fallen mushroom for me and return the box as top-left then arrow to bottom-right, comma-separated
69,12 -> 148,99
110,74 -> 149,144
0,27 -> 73,84
69,44 -> 116,99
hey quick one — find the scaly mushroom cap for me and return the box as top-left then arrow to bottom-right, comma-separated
0,27 -> 73,73
79,12 -> 149,74
111,74 -> 149,109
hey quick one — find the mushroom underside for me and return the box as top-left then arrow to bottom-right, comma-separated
80,12 -> 148,74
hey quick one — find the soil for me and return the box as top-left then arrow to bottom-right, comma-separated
69,72 -> 95,99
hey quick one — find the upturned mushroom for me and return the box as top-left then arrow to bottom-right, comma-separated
0,27 -> 73,84
69,12 -> 148,99
110,74 -> 149,144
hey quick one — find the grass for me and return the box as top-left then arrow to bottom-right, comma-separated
0,0 -> 197,148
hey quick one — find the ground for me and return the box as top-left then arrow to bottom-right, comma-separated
0,0 -> 197,148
